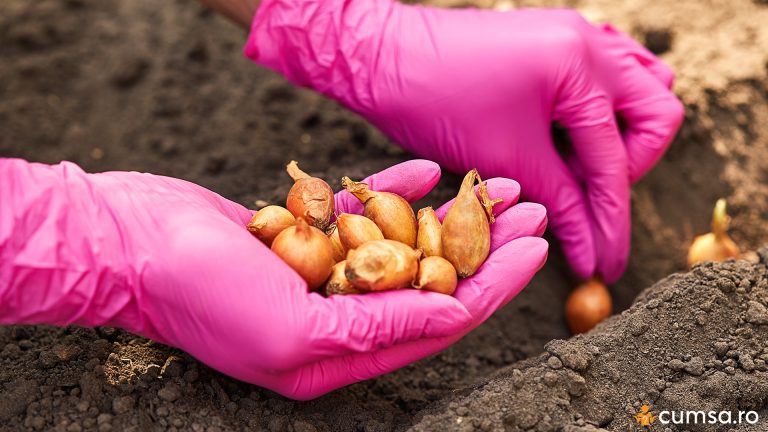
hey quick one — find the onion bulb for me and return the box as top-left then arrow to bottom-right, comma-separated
326,223 -> 346,263
285,161 -> 334,231
324,261 -> 363,296
442,169 -> 502,277
414,256 -> 457,295
564,278 -> 612,334
246,205 -> 294,247
345,240 -> 421,291
271,217 -> 335,291
336,213 -> 384,250
687,198 -> 741,267
341,177 -> 417,247
416,207 -> 443,258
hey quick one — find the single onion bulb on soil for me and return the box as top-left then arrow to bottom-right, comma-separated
565,278 -> 612,334
271,217 -> 335,291
246,205 -> 294,247
326,223 -> 346,263
337,213 -> 384,251
414,256 -> 458,295
324,261 -> 363,296
442,169 -> 502,277
341,177 -> 417,247
416,207 -> 443,258
285,161 -> 334,231
345,240 -> 421,291
687,198 -> 741,268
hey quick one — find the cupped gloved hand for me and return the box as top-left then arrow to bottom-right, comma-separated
0,158 -> 547,399
245,1 -> 684,282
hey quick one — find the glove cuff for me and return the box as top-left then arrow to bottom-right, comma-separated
0,159 -> 141,330
244,0 -> 397,113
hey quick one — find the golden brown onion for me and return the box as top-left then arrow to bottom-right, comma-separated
285,161 -> 334,230
414,256 -> 458,295
441,169 -> 502,277
345,240 -> 421,291
416,207 -> 443,258
326,223 -> 347,263
324,261 -> 364,296
341,177 -> 417,247
271,217 -> 335,291
564,278 -> 612,334
337,213 -> 384,251
246,205 -> 294,247
687,198 -> 741,267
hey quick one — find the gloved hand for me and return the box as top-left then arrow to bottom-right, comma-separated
0,158 -> 547,399
245,1 -> 684,282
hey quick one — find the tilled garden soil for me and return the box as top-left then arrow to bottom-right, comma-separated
1,0 -> 768,431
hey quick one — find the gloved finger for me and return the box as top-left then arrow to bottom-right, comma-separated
614,67 -> 685,183
599,23 -> 675,89
489,202 -> 548,253
525,143 -> 597,280
555,79 -> 630,282
334,159 -> 441,214
299,286 -> 472,362
433,177 -> 520,221
257,236 -> 548,400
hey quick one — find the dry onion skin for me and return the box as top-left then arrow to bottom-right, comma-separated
324,261 -> 363,296
564,278 -> 612,334
416,207 -> 443,258
441,169 -> 502,277
345,240 -> 421,291
271,217 -> 335,291
687,198 -> 741,268
285,161 -> 334,231
337,213 -> 384,251
246,205 -> 295,247
414,256 -> 458,295
325,223 -> 347,263
341,177 -> 417,247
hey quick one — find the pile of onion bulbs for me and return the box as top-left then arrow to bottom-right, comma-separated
246,161 -> 501,296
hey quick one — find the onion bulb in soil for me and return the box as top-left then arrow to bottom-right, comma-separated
341,177 -> 417,247
687,198 -> 741,267
324,261 -> 363,296
416,207 -> 443,258
565,278 -> 612,334
337,213 -> 384,251
414,256 -> 458,295
285,161 -> 334,231
326,223 -> 346,263
271,217 -> 335,291
441,169 -> 502,278
246,205 -> 294,247
345,240 -> 421,291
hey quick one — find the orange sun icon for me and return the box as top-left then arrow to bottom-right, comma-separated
634,405 -> 657,427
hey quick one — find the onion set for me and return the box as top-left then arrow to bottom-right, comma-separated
414,256 -> 458,295
246,205 -> 294,247
345,240 -> 421,291
341,177 -> 418,247
564,278 -> 612,334
286,161 -> 334,231
687,198 -> 741,267
442,169 -> 501,277
271,217 -> 335,291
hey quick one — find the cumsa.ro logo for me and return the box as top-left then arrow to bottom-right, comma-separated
632,404 -> 759,427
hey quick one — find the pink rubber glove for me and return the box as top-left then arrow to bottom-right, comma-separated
245,1 -> 684,282
0,158 -> 547,399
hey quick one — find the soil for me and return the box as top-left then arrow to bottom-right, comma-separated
1,0 -> 767,431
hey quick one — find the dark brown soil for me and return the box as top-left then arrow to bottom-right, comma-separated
1,0 -> 768,431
